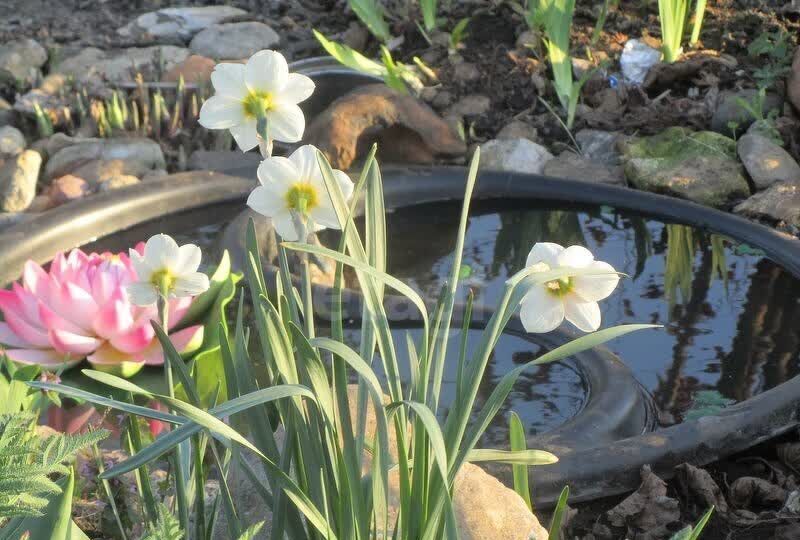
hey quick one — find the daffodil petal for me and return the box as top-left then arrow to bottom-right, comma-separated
144,234 -> 180,269
291,144 -> 321,183
267,102 -> 305,143
520,286 -> 564,334
563,298 -> 601,332
173,244 -> 201,275
245,50 -> 288,95
281,73 -> 315,104
173,273 -> 210,298
229,119 -> 259,152
198,95 -> 245,130
526,242 -> 564,268
257,156 -> 299,188
210,62 -> 247,100
556,245 -> 595,268
272,210 -> 299,241
572,261 -> 620,302
247,185 -> 287,219
128,248 -> 152,280
126,282 -> 158,306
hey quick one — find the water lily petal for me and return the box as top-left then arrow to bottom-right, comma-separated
520,286 -> 564,334
126,282 -> 158,307
210,62 -> 247,100
281,73 -> 315,104
267,102 -> 305,143
571,261 -> 620,302
563,298 -> 601,332
526,243 -> 564,268
168,296 -> 193,329
556,245 -> 595,269
170,325 -> 204,356
110,323 -> 154,354
22,261 -> 51,298
5,348 -> 79,369
49,328 -> 102,355
198,95 -> 245,130
229,118 -> 259,152
1,307 -> 49,348
0,322 -> 32,348
93,299 -> 134,338
173,273 -> 210,298
245,50 -> 288,95
87,343 -> 145,377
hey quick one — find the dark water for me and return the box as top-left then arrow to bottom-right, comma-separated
80,199 -> 800,428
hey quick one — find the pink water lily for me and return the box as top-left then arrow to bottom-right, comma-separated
0,245 -> 205,377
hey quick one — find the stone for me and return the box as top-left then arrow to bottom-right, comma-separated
118,6 -> 249,42
44,175 -> 90,208
304,84 -> 466,169
0,126 -> 26,158
188,150 -> 262,176
190,22 -> 280,60
0,150 -> 41,212
44,138 -> 166,185
13,74 -> 71,125
711,89 -> 783,137
621,127 -> 750,208
453,62 -> 481,83
480,138 -> 553,174
543,151 -> 624,184
343,21 -> 369,51
619,39 -> 661,85
575,129 -> 625,166
446,94 -> 491,118
97,174 -> 140,192
789,46 -> 800,113
496,120 -> 539,143
0,39 -> 47,87
431,90 -> 454,109
56,46 -> 190,87
737,134 -> 800,190
162,54 -> 216,84
516,30 -> 538,50
0,97 -> 15,127
735,183 -> 800,227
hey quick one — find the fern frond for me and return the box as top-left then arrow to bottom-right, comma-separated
141,504 -> 184,540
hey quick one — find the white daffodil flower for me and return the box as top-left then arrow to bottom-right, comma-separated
520,242 -> 620,334
198,50 -> 315,152
247,145 -> 354,242
127,234 -> 210,306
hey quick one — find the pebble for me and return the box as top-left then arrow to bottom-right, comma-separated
0,126 -> 26,158
190,22 -> 280,60
0,150 -> 41,212
737,133 -> 800,190
480,138 -> 554,174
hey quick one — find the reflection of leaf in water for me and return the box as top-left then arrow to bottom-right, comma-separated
631,216 -> 653,279
665,224 -> 696,310
458,263 -> 473,279
734,243 -> 766,257
710,234 -> 729,295
490,210 -> 586,277
684,390 -> 734,421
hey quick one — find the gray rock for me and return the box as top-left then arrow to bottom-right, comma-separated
188,150 -> 262,176
0,97 -> 15,127
735,182 -> 800,227
190,22 -> 280,60
0,150 -> 41,212
45,138 -> 165,183
118,6 -> 249,42
0,39 -> 47,87
453,62 -> 480,83
496,120 -> 538,143
711,89 -> 783,137
446,94 -> 491,118
621,127 -> 750,208
543,151 -> 624,184
480,138 -> 554,174
56,46 -> 189,87
575,129 -> 625,166
737,134 -> 800,190
0,126 -> 26,158
13,74 -> 71,125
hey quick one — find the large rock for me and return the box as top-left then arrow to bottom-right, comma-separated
13,74 -> 71,124
621,127 -> 750,208
737,133 -> 800,190
789,46 -> 800,113
480,138 -> 553,174
0,150 -> 41,212
575,129 -> 625,166
735,183 -> 800,227
0,97 -> 15,127
190,22 -> 280,60
0,126 -> 26,158
543,151 -> 624,184
56,46 -> 189,87
711,89 -> 783,137
304,84 -> 466,169
118,6 -> 249,42
44,138 -> 165,185
162,54 -> 215,84
0,39 -> 47,87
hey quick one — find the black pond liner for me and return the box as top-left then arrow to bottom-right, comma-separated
2,167 -> 799,508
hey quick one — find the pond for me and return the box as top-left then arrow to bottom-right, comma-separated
61,193 -> 800,441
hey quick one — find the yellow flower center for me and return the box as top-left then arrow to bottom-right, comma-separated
242,91 -> 274,119
150,269 -> 175,293
545,277 -> 573,297
285,183 -> 319,213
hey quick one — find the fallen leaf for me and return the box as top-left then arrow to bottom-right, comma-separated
729,477 -> 787,510
607,466 -> 680,532
675,463 -> 729,514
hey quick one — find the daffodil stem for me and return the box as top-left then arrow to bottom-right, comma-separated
157,286 -> 189,533
291,210 -> 315,337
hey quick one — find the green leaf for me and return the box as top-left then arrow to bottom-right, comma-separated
509,412 -> 534,510
547,485 -> 569,540
347,0 -> 391,41
313,30 -> 388,78
467,448 -> 558,466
